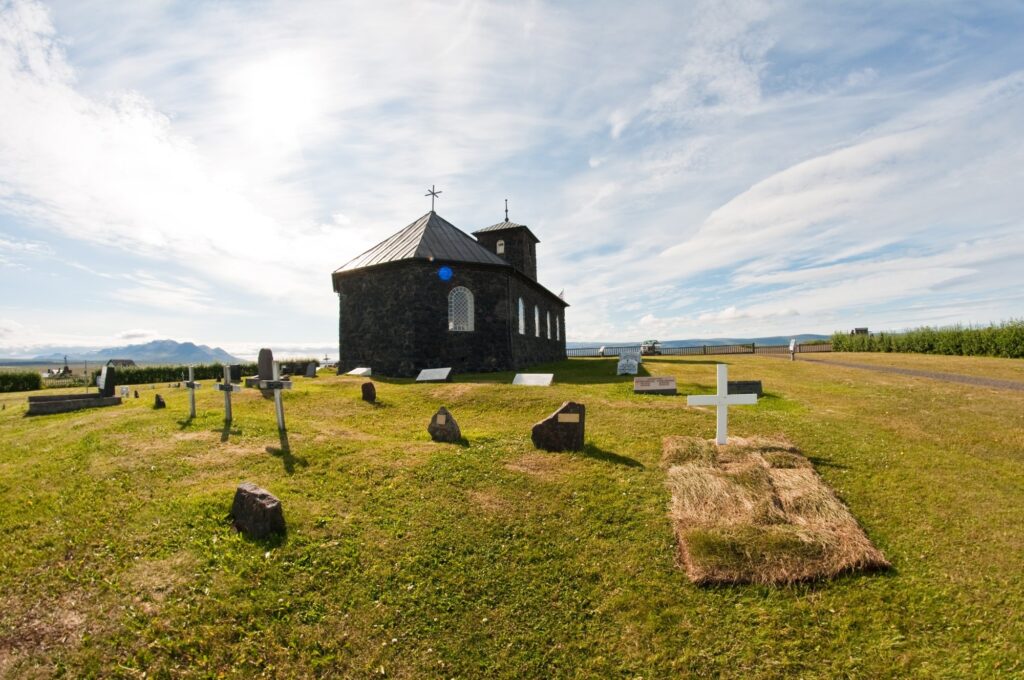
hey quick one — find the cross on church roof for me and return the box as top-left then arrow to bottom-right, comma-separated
425,185 -> 442,211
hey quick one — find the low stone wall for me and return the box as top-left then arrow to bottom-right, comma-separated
26,395 -> 122,416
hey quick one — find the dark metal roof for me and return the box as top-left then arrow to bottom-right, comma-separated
334,211 -> 509,273
472,220 -> 540,243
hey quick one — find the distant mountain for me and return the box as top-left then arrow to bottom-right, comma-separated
566,334 -> 830,349
29,339 -> 240,364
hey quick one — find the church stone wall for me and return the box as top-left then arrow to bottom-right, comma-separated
334,261 -> 566,377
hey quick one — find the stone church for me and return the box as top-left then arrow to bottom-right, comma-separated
332,210 -> 568,377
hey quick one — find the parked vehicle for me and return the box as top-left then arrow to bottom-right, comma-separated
641,339 -> 662,355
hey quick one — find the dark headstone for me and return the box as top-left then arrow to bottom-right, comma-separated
427,406 -> 461,443
361,381 -> 376,403
728,381 -> 763,398
531,401 -> 585,452
231,482 -> 286,539
229,364 -> 242,383
257,349 -> 274,380
154,394 -> 166,409
134,390 -> 140,399
97,365 -> 117,398
305,363 -> 317,378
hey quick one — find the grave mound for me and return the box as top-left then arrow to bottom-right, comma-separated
662,435 -> 889,585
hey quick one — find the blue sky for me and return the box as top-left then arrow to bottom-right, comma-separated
1,0 -> 1023,358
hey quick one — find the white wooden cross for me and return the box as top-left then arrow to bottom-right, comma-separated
184,365 -> 201,419
216,364 -> 243,422
258,361 -> 293,431
686,364 -> 757,445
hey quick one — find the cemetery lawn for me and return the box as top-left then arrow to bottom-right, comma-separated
1,354 -> 1022,678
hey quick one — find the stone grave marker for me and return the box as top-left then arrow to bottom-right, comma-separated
184,366 -> 201,419
229,364 -> 243,383
728,380 -> 763,398
617,356 -> 639,375
305,363 -> 317,378
789,338 -> 796,361
120,386 -> 129,398
531,401 -> 585,452
134,390 -> 140,399
231,482 -> 285,538
97,365 -> 117,398
513,373 -> 554,386
347,367 -> 372,377
416,367 -> 452,383
361,382 -> 376,403
428,406 -> 461,442
686,364 -> 757,445
257,349 -> 273,380
634,376 -> 677,395
154,394 -> 166,409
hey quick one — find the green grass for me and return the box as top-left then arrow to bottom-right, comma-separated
1,355 -> 1023,678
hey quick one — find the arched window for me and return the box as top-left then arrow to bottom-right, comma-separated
496,239 -> 505,255
448,287 -> 474,332
518,298 -> 525,334
534,305 -> 540,337
546,311 -> 551,339
556,315 -> 561,341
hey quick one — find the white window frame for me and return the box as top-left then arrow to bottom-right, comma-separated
546,311 -> 551,339
518,297 -> 525,335
448,286 -> 474,332
534,305 -> 540,337
496,239 -> 505,255
556,315 -> 560,341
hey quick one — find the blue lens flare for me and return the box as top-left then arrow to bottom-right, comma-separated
438,266 -> 453,281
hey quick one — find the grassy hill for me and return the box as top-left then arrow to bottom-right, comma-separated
1,355 -> 1022,677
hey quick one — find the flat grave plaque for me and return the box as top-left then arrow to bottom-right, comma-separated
347,367 -> 372,377
416,367 -> 452,382
634,377 -> 677,395
513,373 -> 554,386
557,412 -> 580,423
617,358 -> 639,375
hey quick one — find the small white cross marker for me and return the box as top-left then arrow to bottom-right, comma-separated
686,364 -> 757,445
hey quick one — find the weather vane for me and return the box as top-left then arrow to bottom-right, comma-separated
504,198 -> 509,221
425,185 -> 442,211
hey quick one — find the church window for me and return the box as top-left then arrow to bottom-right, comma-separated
546,311 -> 551,339
448,287 -> 474,332
518,298 -> 525,334
496,239 -> 505,255
534,306 -> 540,337
556,315 -> 560,341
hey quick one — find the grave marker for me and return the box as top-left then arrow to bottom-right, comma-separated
361,381 -> 376,403
513,373 -> 554,386
428,406 -> 461,442
97,365 -> 117,398
305,363 -> 317,378
184,366 -> 201,419
789,338 -> 796,361
686,364 -> 757,445
347,367 -> 372,377
216,364 -> 243,423
154,394 -> 166,409
256,361 -> 293,431
416,367 -> 452,382
617,357 -> 639,375
634,376 -> 677,395
231,482 -> 285,538
728,380 -> 763,398
531,401 -> 585,452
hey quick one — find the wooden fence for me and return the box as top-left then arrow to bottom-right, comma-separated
566,342 -> 831,358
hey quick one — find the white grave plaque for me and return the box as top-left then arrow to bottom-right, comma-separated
557,413 -> 580,423
634,377 -> 677,395
617,357 -> 639,375
347,367 -> 372,377
416,367 -> 452,382
513,373 -> 554,386
436,414 -> 447,425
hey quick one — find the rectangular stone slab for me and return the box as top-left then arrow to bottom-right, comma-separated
416,367 -> 452,382
27,396 -> 122,415
513,373 -> 554,386
347,367 -> 372,377
634,377 -> 677,395
728,380 -> 764,397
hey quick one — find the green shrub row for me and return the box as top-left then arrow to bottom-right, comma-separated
90,362 -> 259,385
0,371 -> 43,393
831,319 -> 1024,358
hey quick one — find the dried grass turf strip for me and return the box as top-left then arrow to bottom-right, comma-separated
662,436 -> 889,585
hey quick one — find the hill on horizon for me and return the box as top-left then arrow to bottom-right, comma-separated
27,339 -> 239,365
